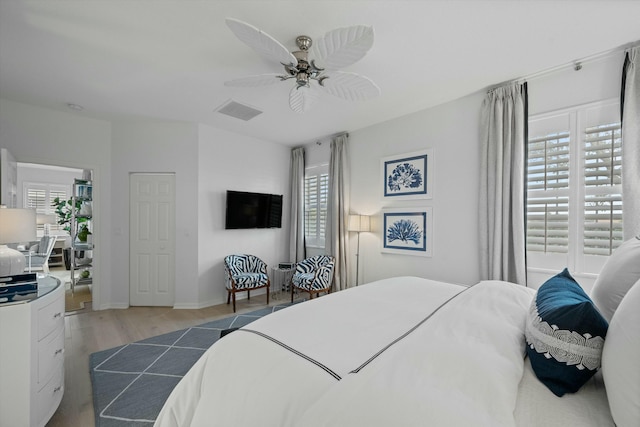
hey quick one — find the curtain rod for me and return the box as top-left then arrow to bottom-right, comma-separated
488,40 -> 639,92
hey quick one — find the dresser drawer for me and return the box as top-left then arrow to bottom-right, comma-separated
38,325 -> 65,386
35,363 -> 64,427
37,290 -> 64,341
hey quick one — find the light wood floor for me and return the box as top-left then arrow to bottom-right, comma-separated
46,291 -> 295,427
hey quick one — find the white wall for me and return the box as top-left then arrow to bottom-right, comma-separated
111,120 -> 200,308
0,99 -> 112,309
0,98 -> 291,310
529,52 -> 624,115
349,91 -> 485,286
197,124 -> 290,306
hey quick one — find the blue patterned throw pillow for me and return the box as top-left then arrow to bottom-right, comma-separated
525,268 -> 608,397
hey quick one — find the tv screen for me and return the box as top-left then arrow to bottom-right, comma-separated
225,190 -> 283,229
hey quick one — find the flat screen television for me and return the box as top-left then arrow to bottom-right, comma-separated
225,190 -> 283,229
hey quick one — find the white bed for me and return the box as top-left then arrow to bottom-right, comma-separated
154,276 -> 625,427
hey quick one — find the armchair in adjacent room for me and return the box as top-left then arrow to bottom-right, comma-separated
224,254 -> 270,312
26,235 -> 56,273
291,255 -> 335,302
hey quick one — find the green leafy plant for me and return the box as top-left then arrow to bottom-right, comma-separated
53,197 -> 92,242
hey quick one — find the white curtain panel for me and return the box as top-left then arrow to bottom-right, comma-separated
479,83 -> 527,286
289,147 -> 306,262
326,134 -> 350,291
622,46 -> 640,240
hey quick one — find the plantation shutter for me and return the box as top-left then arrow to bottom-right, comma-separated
583,122 -> 623,255
304,166 -> 329,247
24,183 -> 70,234
26,187 -> 47,211
49,188 -> 68,232
304,175 -> 318,239
526,131 -> 570,253
318,173 -> 329,240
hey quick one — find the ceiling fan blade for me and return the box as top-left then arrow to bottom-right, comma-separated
226,18 -> 297,66
289,85 -> 320,113
310,26 -> 374,70
224,74 -> 285,87
319,71 -> 380,101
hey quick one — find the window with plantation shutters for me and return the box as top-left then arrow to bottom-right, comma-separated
24,182 -> 70,234
304,165 -> 329,247
526,100 -> 623,275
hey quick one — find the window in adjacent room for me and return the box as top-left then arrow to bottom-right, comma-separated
526,99 -> 622,275
304,164 -> 329,248
24,182 -> 70,233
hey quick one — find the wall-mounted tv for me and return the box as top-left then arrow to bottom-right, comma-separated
225,190 -> 283,229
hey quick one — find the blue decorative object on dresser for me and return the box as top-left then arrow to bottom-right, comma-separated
0,272 -> 38,303
525,268 -> 608,396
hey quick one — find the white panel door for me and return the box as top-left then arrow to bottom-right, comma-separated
129,173 -> 175,306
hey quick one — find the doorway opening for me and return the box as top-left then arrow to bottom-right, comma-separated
17,162 -> 96,313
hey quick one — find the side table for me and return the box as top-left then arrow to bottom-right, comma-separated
270,266 -> 295,299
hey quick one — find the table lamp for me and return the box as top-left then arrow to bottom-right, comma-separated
0,208 -> 37,276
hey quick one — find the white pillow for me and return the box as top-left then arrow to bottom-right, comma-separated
590,236 -> 640,321
602,278 -> 640,427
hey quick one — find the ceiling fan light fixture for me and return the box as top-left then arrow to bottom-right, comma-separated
224,18 -> 379,113
295,35 -> 312,51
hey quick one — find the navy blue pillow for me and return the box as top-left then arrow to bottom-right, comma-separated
525,268 -> 608,397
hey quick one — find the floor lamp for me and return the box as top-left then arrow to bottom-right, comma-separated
348,214 -> 370,286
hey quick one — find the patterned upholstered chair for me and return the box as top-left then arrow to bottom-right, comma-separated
224,254 -> 270,312
291,255 -> 335,303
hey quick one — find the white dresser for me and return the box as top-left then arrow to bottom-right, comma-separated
0,276 -> 65,427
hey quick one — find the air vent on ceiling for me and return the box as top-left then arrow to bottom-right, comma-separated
216,100 -> 263,121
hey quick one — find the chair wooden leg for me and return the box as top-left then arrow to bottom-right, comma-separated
232,292 -> 236,312
266,284 -> 270,305
291,285 -> 294,303
247,290 -> 250,300
227,290 -> 231,305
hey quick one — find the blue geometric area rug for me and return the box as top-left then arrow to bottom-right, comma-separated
90,304 -> 292,426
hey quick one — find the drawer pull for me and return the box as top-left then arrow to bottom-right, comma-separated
53,386 -> 62,393
53,312 -> 62,318
54,348 -> 64,356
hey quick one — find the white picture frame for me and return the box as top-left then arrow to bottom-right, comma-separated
381,206 -> 433,257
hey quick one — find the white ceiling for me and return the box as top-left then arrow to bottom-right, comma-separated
1,1 -> 639,146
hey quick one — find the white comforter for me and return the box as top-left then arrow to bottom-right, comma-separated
155,276 -> 612,427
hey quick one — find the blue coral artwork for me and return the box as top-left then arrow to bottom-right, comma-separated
382,207 -> 433,256
382,149 -> 433,199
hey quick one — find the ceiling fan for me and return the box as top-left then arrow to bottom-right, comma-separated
224,18 -> 381,113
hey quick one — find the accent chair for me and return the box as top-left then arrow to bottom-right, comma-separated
224,254 -> 270,312
291,255 -> 335,303
26,235 -> 56,273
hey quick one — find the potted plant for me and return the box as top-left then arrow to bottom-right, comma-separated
53,197 -> 92,242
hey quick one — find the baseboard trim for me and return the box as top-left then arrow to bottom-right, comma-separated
173,300 -> 222,309
97,302 -> 129,310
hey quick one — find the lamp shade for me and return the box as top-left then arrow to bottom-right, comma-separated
0,208 -> 37,276
348,214 -> 371,232
0,208 -> 37,244
36,213 -> 57,225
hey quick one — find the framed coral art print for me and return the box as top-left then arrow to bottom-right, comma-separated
382,207 -> 433,257
382,149 -> 433,199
